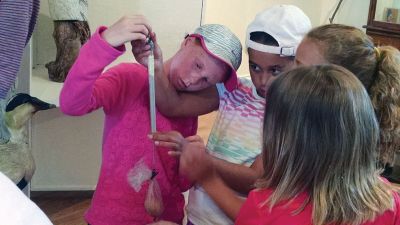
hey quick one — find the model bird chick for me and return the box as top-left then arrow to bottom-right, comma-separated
0,93 -> 55,189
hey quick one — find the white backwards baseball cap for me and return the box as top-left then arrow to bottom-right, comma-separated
246,5 -> 312,57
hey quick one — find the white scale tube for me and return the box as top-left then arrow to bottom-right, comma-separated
148,41 -> 156,133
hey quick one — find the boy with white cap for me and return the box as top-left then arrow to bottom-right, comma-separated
148,5 -> 312,224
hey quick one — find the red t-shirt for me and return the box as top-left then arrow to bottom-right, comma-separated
236,188 -> 400,225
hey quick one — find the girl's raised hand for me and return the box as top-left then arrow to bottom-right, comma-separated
101,15 -> 152,48
131,38 -> 151,67
131,32 -> 159,67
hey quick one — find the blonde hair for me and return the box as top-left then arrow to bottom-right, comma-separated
258,65 -> 394,225
305,24 -> 400,165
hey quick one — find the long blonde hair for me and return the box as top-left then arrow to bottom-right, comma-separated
305,24 -> 400,165
257,65 -> 394,225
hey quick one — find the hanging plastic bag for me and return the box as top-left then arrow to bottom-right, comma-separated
127,157 -> 152,192
127,158 -> 165,219
145,174 -> 164,218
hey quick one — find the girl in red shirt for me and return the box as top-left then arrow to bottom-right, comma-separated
234,65 -> 400,225
173,65 -> 400,225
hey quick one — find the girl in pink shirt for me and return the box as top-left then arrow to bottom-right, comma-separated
59,15 -> 241,225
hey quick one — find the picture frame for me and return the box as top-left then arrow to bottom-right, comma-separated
383,7 -> 399,23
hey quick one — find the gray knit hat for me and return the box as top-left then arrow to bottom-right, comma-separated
190,24 -> 242,91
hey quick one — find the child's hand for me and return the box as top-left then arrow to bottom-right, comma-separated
150,33 -> 164,71
131,38 -> 152,66
147,221 -> 178,225
149,131 -> 186,155
132,32 -> 163,71
179,136 -> 215,183
102,15 -> 152,48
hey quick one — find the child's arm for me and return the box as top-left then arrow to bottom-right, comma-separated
201,173 -> 245,220
60,15 -> 152,115
133,35 -> 220,117
151,132 -> 245,220
152,132 -> 263,194
213,155 -> 263,195
154,77 -> 220,117
178,137 -> 245,220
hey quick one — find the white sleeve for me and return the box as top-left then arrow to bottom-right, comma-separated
0,172 -> 53,225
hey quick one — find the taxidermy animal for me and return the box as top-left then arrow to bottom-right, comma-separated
0,94 -> 55,189
46,0 -> 90,82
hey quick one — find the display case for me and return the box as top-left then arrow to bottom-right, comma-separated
365,0 -> 400,49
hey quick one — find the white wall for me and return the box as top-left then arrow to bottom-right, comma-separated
31,109 -> 103,190
318,0 -> 370,29
203,0 -> 370,76
31,0 -> 371,191
34,0 -> 204,67
31,0 -> 204,191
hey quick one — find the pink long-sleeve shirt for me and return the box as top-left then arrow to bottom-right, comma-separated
60,27 -> 196,225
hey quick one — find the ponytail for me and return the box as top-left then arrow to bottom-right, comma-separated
370,46 -> 400,164
306,24 -> 400,164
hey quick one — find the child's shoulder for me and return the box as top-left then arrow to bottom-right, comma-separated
106,63 -> 147,80
237,76 -> 256,92
250,188 -> 274,199
231,76 -> 257,96
100,63 -> 149,92
392,188 -> 400,208
107,62 -> 146,73
219,75 -> 252,92
238,75 -> 253,86
250,188 -> 309,207
217,76 -> 256,100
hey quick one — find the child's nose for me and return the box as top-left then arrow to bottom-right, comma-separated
182,74 -> 201,87
261,73 -> 270,85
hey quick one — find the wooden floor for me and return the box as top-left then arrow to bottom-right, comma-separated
31,191 -> 92,225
